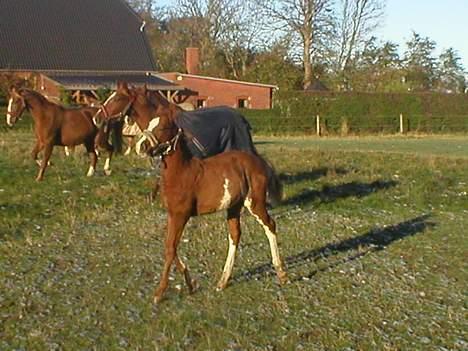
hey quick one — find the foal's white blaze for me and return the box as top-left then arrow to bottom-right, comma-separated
86,165 -> 95,177
147,117 -> 160,132
6,98 -> 13,126
217,235 -> 237,291
103,91 -> 117,105
218,178 -> 232,210
244,198 -> 282,269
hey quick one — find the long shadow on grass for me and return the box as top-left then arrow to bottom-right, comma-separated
279,167 -> 347,185
234,214 -> 435,283
282,179 -> 398,207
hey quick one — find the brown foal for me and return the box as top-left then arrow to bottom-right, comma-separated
145,109 -> 288,303
6,87 -> 114,180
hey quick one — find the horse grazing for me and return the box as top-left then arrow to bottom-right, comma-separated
6,87 -> 114,181
144,111 -> 287,303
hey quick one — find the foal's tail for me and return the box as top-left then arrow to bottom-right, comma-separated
258,156 -> 283,207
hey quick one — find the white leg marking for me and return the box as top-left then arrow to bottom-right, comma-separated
217,235 -> 237,291
124,146 -> 132,156
218,178 -> 232,210
244,198 -> 282,268
6,98 -> 13,126
135,135 -> 147,155
64,146 -> 71,157
104,158 -> 112,175
86,165 -> 95,177
147,117 -> 160,132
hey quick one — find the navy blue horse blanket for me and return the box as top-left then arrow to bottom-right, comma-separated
175,106 -> 257,158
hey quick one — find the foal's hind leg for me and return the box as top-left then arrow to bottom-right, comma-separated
154,213 -> 190,304
217,204 -> 242,291
244,197 -> 288,285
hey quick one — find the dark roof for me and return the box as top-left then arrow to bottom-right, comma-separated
0,0 -> 156,72
305,79 -> 329,92
46,72 -> 181,91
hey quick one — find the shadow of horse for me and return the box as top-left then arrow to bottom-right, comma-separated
279,167 -> 348,185
234,214 -> 435,283
283,179 -> 398,207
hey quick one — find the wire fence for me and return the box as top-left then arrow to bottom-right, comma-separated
244,113 -> 468,135
1,107 -> 467,136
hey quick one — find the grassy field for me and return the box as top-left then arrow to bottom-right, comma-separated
0,123 -> 467,350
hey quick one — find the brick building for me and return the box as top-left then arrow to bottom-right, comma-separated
159,48 -> 277,110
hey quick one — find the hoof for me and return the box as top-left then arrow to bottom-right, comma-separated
104,169 -> 112,176
188,279 -> 198,294
216,280 -> 228,292
277,270 -> 289,285
153,294 -> 163,304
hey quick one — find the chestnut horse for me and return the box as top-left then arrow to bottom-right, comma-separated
98,83 -> 282,204
6,87 -> 114,180
145,110 -> 288,303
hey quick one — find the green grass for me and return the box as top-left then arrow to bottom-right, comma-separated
0,125 -> 467,350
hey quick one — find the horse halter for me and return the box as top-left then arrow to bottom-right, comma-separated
148,128 -> 183,157
92,93 -> 136,126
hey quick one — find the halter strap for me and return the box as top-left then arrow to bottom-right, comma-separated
92,94 -> 136,126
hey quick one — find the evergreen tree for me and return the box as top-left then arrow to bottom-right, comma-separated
436,48 -> 466,93
403,32 -> 437,91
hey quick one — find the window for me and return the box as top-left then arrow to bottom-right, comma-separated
196,99 -> 207,108
237,98 -> 249,109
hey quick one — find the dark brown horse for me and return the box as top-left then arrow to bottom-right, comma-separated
6,87 -> 114,180
145,109 -> 287,303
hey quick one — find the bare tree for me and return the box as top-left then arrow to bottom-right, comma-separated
333,0 -> 386,73
254,0 -> 333,89
172,0 -> 265,78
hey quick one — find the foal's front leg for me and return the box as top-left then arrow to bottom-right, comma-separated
154,213 -> 190,304
31,140 -> 44,166
36,143 -> 53,181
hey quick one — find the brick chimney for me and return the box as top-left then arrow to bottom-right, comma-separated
185,47 -> 200,75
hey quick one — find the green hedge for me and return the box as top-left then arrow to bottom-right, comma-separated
241,92 -> 468,135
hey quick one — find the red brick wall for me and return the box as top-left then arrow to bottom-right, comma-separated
161,73 -> 273,109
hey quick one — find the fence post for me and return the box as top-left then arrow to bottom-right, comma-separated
316,115 -> 321,136
399,113 -> 404,134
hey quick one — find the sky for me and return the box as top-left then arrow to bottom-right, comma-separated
157,0 -> 468,70
381,0 -> 468,69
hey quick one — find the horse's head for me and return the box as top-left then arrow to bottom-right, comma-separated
124,85 -> 153,127
6,86 -> 27,127
93,82 -> 136,125
136,111 -> 181,158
